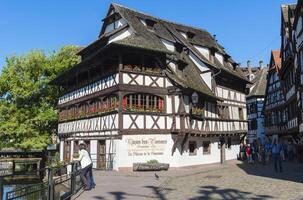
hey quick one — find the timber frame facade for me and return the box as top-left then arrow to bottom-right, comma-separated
242,61 -> 267,143
265,2 -> 303,143
52,4 -> 249,170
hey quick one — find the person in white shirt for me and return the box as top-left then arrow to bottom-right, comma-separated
73,143 -> 93,190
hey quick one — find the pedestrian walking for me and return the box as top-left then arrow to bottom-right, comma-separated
264,141 -> 271,164
73,143 -> 93,190
239,143 -> 246,160
246,144 -> 253,164
272,139 -> 283,173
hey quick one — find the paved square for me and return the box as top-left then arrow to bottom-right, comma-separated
73,160 -> 303,200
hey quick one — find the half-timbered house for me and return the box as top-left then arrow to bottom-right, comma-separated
293,0 -> 303,136
51,4 -> 249,170
242,61 -> 268,143
264,50 -> 287,140
280,4 -> 298,137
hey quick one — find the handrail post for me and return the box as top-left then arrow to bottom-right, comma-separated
47,167 -> 54,200
70,162 -> 76,195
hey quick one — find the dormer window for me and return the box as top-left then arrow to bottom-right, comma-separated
175,42 -> 183,53
187,31 -> 195,39
145,19 -> 156,29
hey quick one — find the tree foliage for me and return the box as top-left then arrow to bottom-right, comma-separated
0,46 -> 80,150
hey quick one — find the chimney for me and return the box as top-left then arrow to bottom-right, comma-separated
247,60 -> 252,74
259,60 -> 264,70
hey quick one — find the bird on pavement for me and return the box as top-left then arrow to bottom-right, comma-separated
154,173 -> 159,180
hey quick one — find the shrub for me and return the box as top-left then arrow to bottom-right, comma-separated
147,159 -> 159,165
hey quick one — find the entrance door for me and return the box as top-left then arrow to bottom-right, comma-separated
64,141 -> 71,161
84,140 -> 91,154
74,141 -> 79,154
97,140 -> 106,169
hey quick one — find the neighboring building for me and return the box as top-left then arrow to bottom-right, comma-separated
280,4 -> 298,138
264,2 -> 303,143
51,4 -> 249,170
242,61 -> 268,143
264,50 -> 287,141
293,0 -> 303,137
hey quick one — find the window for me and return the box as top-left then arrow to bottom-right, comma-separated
227,137 -> 232,149
123,93 -> 164,112
189,141 -> 197,155
239,108 -> 244,120
202,141 -> 211,154
145,19 -> 156,29
218,106 -> 229,119
251,120 -> 258,130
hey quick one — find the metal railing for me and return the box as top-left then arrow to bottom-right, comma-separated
5,162 -> 83,200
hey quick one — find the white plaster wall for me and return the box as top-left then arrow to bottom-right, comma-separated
167,95 -> 172,114
189,51 -> 209,72
225,144 -> 240,160
194,45 -> 210,59
60,140 -> 64,161
70,141 -> 74,162
161,39 -> 175,52
117,134 -> 173,168
215,53 -> 224,65
200,72 -> 212,90
108,28 -> 133,44
90,140 -> 98,168
116,135 -> 228,169
171,138 -> 221,167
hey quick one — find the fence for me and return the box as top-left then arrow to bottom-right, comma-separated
5,162 -> 83,200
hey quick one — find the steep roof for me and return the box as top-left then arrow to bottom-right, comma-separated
247,68 -> 268,98
111,3 -> 248,81
52,3 -> 248,98
272,50 -> 281,69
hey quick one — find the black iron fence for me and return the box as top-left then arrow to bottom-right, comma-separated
5,162 -> 83,200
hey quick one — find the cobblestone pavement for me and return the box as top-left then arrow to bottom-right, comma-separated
73,160 -> 303,200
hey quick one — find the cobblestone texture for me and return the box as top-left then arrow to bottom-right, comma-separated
73,160 -> 303,200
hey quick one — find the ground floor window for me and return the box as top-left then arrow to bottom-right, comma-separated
227,137 -> 232,149
202,141 -> 211,154
189,141 -> 197,155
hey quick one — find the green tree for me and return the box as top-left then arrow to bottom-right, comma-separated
0,46 -> 80,150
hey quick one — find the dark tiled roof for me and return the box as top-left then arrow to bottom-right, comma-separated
52,3 -> 248,97
112,3 -> 248,81
247,68 -> 268,98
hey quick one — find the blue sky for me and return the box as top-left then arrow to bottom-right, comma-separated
0,0 -> 296,70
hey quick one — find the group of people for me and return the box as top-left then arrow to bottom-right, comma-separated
239,138 -> 296,173
73,143 -> 96,190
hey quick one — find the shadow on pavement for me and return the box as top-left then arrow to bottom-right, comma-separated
236,161 -> 303,183
91,186 -> 174,200
189,185 -> 273,200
